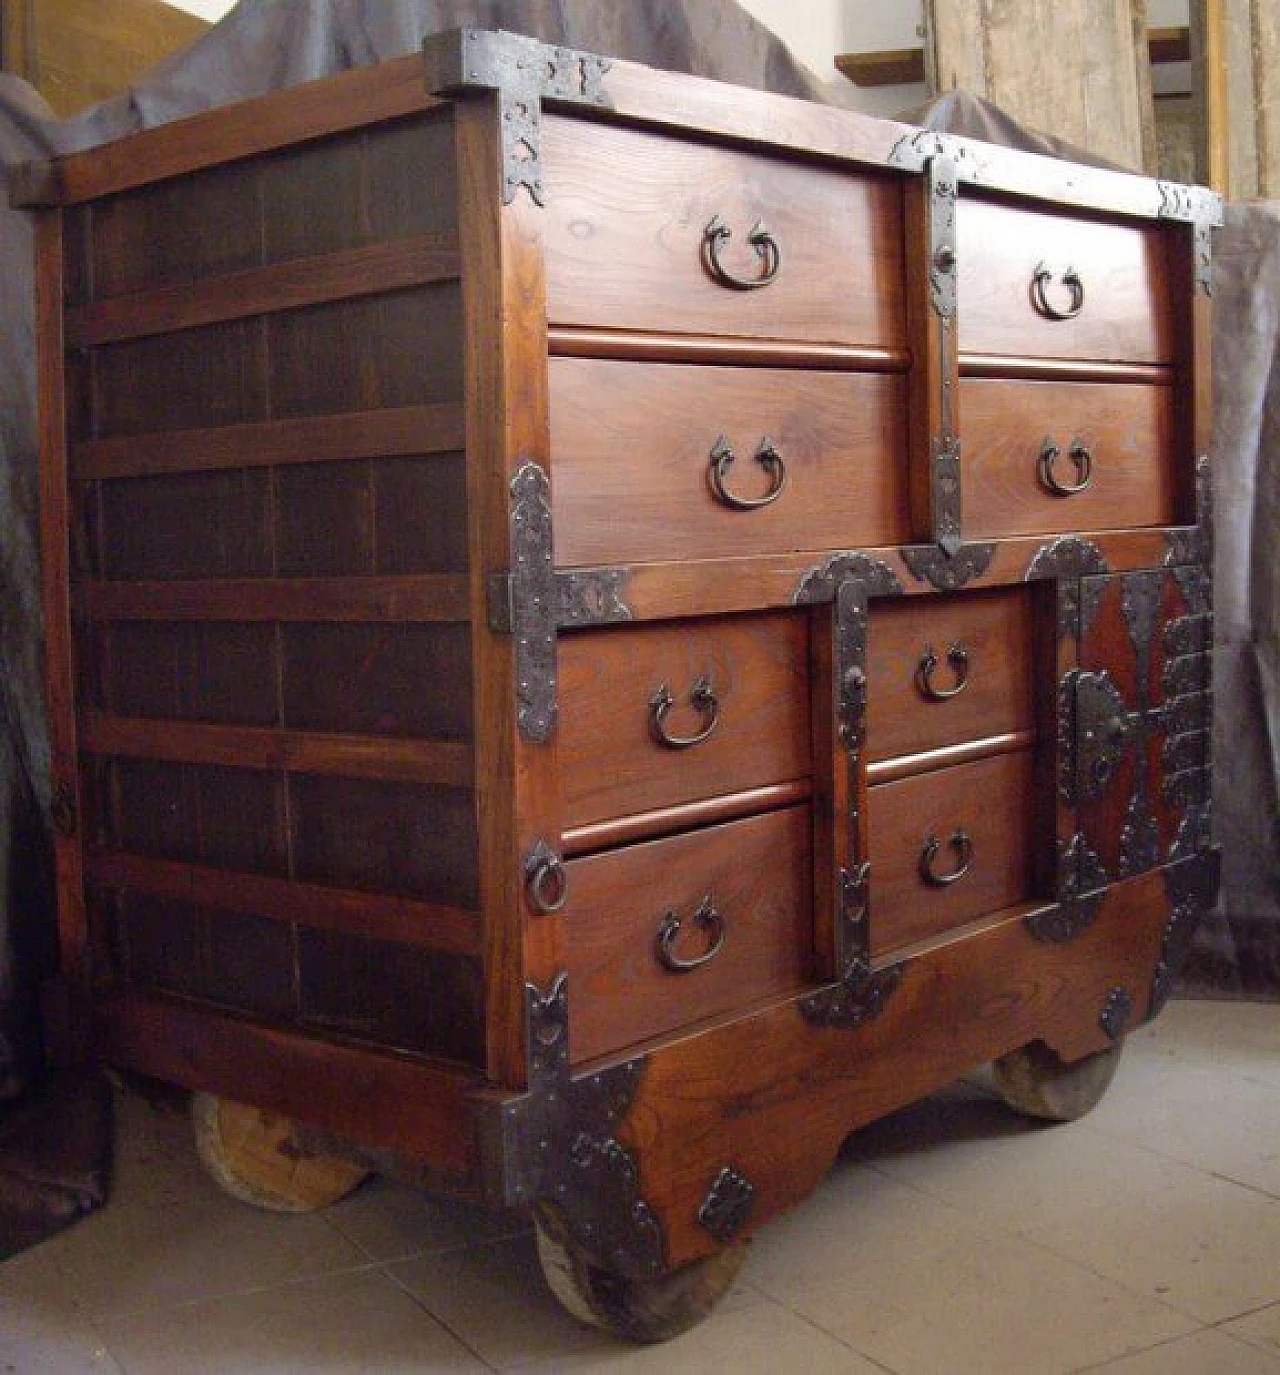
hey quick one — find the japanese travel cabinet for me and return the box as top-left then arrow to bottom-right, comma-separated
18,29 -> 1221,1341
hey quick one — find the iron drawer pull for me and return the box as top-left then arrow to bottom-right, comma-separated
917,643 -> 970,701
920,829 -> 974,887
702,215 -> 782,290
650,677 -> 720,749
656,896 -> 726,973
1031,262 -> 1085,320
525,845 -> 568,915
1039,437 -> 1094,496
709,435 -> 788,511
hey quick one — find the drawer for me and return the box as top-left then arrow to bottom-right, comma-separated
957,199 -> 1174,364
961,378 -> 1178,539
541,116 -> 906,348
564,806 -> 812,1063
550,359 -> 909,565
865,587 -> 1036,763
560,612 -> 811,830
868,749 -> 1035,955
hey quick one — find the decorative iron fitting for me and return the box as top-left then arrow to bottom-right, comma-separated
1165,456 -> 1214,569
927,155 -> 958,319
899,542 -> 995,592
887,128 -> 972,176
1148,849 -> 1222,1019
422,29 -> 612,206
1117,792 -> 1161,879
1157,182 -> 1223,227
1163,653 -> 1211,699
931,432 -> 963,558
801,957 -> 905,1029
555,568 -> 634,627
1159,691 -> 1212,737
1099,986 -> 1134,1042
1122,572 -> 1163,689
1163,613 -> 1213,659
697,1167 -> 757,1243
1163,766 -> 1211,809
1024,894 -> 1105,945
792,552 -> 904,605
1169,803 -> 1213,863
837,862 -> 872,969
508,462 -> 557,743
524,839 -> 568,915
1060,669 -> 1133,804
495,975 -> 664,1279
1025,538 -> 1109,639
1163,731 -> 1207,777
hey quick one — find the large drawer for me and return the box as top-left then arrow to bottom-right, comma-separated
957,198 -> 1174,364
549,359 -> 908,565
560,612 -> 811,830
541,115 -> 906,348
961,377 -> 1178,539
563,806 -> 813,1063
868,749 -> 1035,955
865,587 -> 1036,764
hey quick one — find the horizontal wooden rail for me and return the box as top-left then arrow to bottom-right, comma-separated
71,404 -> 466,481
82,714 -> 474,789
67,234 -> 461,348
79,574 -> 470,623
97,993 -> 482,1178
89,849 -> 481,957
867,730 -> 1036,785
563,780 -> 812,857
549,326 -> 911,373
959,354 -> 1173,385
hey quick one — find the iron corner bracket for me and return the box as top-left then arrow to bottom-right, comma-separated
478,975 -> 665,1280
422,29 -> 613,205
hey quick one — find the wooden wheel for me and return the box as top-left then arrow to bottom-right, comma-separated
190,1092 -> 369,1213
534,1214 -> 748,1343
991,1041 -> 1123,1122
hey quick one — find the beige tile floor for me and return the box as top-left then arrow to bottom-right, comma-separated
2,998 -> 1279,1373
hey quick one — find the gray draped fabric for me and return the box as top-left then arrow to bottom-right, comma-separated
0,0 -> 1275,1255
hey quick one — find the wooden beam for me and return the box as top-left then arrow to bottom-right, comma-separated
838,25 -> 1191,89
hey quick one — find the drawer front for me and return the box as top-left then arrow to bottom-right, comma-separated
550,359 -> 909,565
868,750 -> 1035,955
561,612 -> 812,829
541,116 -> 906,348
957,199 -> 1173,364
564,806 -> 813,1063
866,587 -> 1036,763
961,378 -> 1178,539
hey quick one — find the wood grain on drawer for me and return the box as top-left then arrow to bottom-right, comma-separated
868,750 -> 1035,955
961,378 -> 1177,538
564,806 -> 812,1063
550,359 -> 909,565
957,199 -> 1173,364
561,612 -> 811,829
866,587 -> 1035,763
541,116 -> 905,348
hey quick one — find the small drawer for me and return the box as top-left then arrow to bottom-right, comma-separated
865,587 -> 1036,764
960,378 -> 1178,539
550,359 -> 909,565
956,199 -> 1174,364
541,116 -> 906,348
564,806 -> 812,1063
560,612 -> 811,831
868,749 -> 1035,956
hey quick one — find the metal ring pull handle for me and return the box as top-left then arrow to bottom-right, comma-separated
919,829 -> 974,888
656,896 -> 726,973
917,643 -> 970,701
526,848 -> 568,915
702,215 -> 782,290
709,436 -> 788,511
650,676 -> 720,750
1038,437 -> 1094,496
1031,262 -> 1085,320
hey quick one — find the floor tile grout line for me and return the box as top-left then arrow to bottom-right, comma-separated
376,1254 -> 503,1371
1065,1324 -> 1218,1374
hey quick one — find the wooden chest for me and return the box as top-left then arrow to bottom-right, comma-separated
19,29 -> 1221,1337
